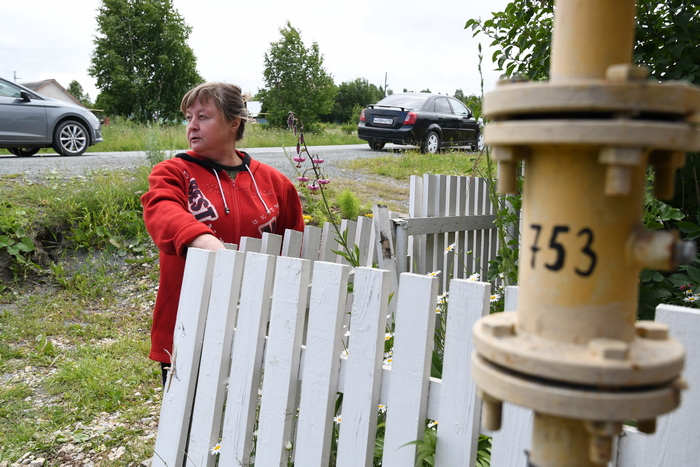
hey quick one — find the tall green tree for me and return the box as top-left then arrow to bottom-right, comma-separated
67,80 -> 92,108
465,0 -> 699,84
324,78 -> 384,124
89,0 -> 203,123
261,22 -> 336,128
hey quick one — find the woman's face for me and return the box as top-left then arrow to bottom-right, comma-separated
185,98 -> 239,159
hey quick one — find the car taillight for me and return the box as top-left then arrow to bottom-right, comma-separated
403,112 -> 417,125
360,109 -> 366,122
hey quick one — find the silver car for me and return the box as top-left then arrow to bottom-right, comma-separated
0,77 -> 103,157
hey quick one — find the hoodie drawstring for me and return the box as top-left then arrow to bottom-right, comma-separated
213,169 -> 230,214
213,165 -> 271,215
245,164 -> 271,214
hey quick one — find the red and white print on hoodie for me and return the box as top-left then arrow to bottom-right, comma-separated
141,150 -> 305,363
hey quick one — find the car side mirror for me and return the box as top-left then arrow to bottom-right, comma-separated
20,91 -> 31,102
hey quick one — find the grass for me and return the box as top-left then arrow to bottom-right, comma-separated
0,119 -> 363,155
0,122 -> 486,464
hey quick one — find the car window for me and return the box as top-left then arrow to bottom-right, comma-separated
376,94 -> 432,109
434,98 -> 453,114
0,81 -> 22,98
449,98 -> 472,117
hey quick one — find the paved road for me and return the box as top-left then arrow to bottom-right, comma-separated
0,143 -> 412,180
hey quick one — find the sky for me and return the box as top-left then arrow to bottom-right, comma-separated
1,0 -> 511,104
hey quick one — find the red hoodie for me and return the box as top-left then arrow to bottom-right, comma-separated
141,150 -> 305,363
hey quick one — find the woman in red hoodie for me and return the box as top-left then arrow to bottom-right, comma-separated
141,82 -> 305,384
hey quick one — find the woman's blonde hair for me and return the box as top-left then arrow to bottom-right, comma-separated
181,82 -> 249,141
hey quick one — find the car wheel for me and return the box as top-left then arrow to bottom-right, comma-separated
477,132 -> 485,151
8,148 -> 40,157
52,120 -> 89,156
369,141 -> 386,150
421,131 -> 440,154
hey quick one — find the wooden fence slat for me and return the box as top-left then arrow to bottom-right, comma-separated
302,225 -> 322,262
336,267 -> 391,467
615,305 -> 700,467
218,252 -> 277,465
239,236 -> 262,253
152,248 -> 216,467
409,175 -> 424,271
282,228 -> 303,258
455,176 -> 469,280
294,262 -> 351,466
255,256 -> 312,466
186,249 -> 245,466
489,286 -> 533,467
434,278 -> 490,466
443,176 -> 459,290
354,216 -> 373,267
382,273 -> 439,467
261,232 -> 283,255
320,222 -> 339,262
372,205 -> 399,316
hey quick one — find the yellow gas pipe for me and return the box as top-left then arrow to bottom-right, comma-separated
471,1 -> 700,465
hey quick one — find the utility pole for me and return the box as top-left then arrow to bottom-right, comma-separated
472,0 -> 699,465
13,71 -> 20,83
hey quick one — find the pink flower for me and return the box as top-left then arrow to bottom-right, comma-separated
308,184 -> 320,191
287,114 -> 294,128
318,179 -> 330,185
297,176 -> 309,182
313,158 -> 325,165
293,156 -> 306,163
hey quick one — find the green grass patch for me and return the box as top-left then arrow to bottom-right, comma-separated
342,149 -> 491,181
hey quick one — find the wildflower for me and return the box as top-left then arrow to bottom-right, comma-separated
313,158 -> 325,164
427,270 -> 441,277
334,415 -> 342,423
210,443 -> 222,455
293,156 -> 306,163
384,332 -> 393,341
684,294 -> 699,303
287,114 -> 294,128
303,215 -> 313,224
297,176 -> 309,182
344,330 -> 351,337
468,273 -> 480,282
317,178 -> 330,185
435,308 -> 441,314
341,349 -> 349,357
378,405 -> 387,413
308,183 -> 321,191
445,243 -> 456,254
286,441 -> 293,450
490,293 -> 501,303
428,421 -> 438,429
437,292 -> 448,305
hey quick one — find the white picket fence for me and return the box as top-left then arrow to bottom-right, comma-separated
152,247 -> 491,467
151,243 -> 699,466
392,174 -> 500,293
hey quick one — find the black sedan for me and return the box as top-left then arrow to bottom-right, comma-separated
357,93 -> 482,154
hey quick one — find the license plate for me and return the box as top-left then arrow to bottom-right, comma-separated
373,117 -> 393,125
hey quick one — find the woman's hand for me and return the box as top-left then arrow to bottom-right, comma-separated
188,234 -> 226,251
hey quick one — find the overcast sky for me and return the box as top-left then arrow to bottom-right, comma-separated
1,0 -> 510,103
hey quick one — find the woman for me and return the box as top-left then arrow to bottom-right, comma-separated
141,82 -> 305,384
